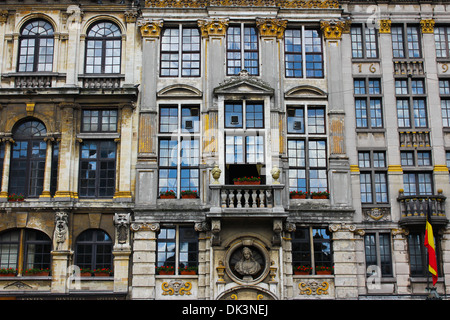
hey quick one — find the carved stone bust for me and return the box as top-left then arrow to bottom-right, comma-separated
235,247 -> 261,277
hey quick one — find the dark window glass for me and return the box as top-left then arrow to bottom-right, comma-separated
82,110 -> 118,132
79,140 -> 116,198
85,21 -> 121,74
75,229 -> 113,270
18,20 -> 54,72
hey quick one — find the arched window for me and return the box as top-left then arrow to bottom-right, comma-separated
75,229 -> 113,271
85,21 -> 122,74
9,120 -> 47,198
0,229 -> 52,272
18,19 -> 54,72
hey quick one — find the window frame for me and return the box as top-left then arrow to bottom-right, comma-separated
81,109 -> 118,133
160,26 -> 201,78
291,226 -> 333,274
391,24 -> 422,59
358,150 -> 389,205
395,77 -> 428,129
408,230 -> 441,278
84,21 -> 122,74
364,232 -> 393,278
350,24 -> 379,60
439,79 -> 450,128
226,24 -> 259,76
17,19 -> 54,73
284,27 -> 324,79
434,25 -> 450,59
158,104 -> 200,198
156,225 -> 199,275
74,229 -> 113,271
353,78 -> 384,129
79,140 -> 117,198
287,105 -> 328,194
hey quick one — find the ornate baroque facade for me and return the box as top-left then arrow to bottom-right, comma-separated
0,0 -> 449,300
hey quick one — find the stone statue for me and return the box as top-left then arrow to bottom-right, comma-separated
235,247 -> 261,279
271,166 -> 280,184
114,213 -> 131,245
54,211 -> 68,251
211,164 -> 221,184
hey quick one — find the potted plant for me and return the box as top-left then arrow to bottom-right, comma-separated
79,268 -> 92,277
294,265 -> 312,275
24,268 -> 50,276
93,268 -> 112,277
0,268 -> 17,277
311,190 -> 330,199
179,266 -> 198,275
160,190 -> 176,199
315,265 -> 333,275
181,190 -> 198,199
7,193 -> 24,202
290,190 -> 308,199
233,176 -> 261,185
156,265 -> 175,275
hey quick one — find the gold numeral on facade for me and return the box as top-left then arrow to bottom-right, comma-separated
442,63 -> 448,73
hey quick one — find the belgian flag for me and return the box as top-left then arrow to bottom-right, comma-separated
424,200 -> 438,286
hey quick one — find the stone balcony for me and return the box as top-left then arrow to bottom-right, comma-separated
208,184 -> 286,217
393,60 -> 424,76
399,130 -> 431,148
397,190 -> 448,226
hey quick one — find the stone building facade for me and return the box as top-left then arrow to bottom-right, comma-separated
0,0 -> 449,300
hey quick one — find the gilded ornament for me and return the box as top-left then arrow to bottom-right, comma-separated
299,281 -> 329,295
162,280 -> 192,296
198,19 -> 229,38
420,19 -> 435,34
145,0 -> 339,8
378,20 -> 391,34
256,19 -> 287,39
320,20 -> 345,40
139,20 -> 163,38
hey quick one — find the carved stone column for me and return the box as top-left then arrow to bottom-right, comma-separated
39,136 -> 55,199
113,213 -> 132,293
320,19 -> 352,207
0,137 -> 13,201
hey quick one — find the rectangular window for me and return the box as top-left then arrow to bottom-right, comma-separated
403,172 -> 433,196
227,25 -> 259,76
158,105 -> 200,197
225,101 -> 264,129
354,78 -> 383,129
435,26 -> 450,58
439,79 -> 450,127
395,78 -> 428,128
79,140 -> 116,198
392,25 -> 421,59
288,105 -> 327,194
156,226 -> 199,274
292,227 -> 333,274
365,233 -> 393,277
82,110 -> 118,132
409,232 -> 440,277
358,151 -> 388,204
351,25 -> 378,59
161,27 -> 200,77
225,135 -> 264,164
284,28 -> 323,78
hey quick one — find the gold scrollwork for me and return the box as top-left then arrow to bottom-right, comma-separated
299,281 -> 329,295
162,280 -> 192,296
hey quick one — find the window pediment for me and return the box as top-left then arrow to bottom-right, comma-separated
214,71 -> 274,96
157,84 -> 202,98
284,85 -> 327,99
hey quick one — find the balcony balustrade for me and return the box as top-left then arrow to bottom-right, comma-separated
399,130 -> 430,148
397,190 -> 447,226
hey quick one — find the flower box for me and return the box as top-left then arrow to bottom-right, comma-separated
316,270 -> 332,275
94,272 -> 111,277
156,266 -> 175,275
181,190 -> 198,199
291,194 -> 306,199
294,271 -> 310,275
181,194 -> 197,199
0,273 -> 16,277
234,181 -> 261,185
312,195 -> 328,199
180,270 -> 196,275
160,195 -> 176,199
80,272 -> 92,277
158,270 -> 175,275
23,268 -> 50,276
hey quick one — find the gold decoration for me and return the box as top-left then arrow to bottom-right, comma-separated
320,20 -> 346,40
145,0 -> 339,8
420,19 -> 435,34
139,20 -> 164,38
299,281 -> 329,295
256,19 -> 287,39
378,20 -> 391,33
0,10 -> 8,24
162,280 -> 192,296
26,103 -> 35,116
198,18 -> 229,38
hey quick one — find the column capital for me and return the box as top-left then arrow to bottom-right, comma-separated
256,18 -> 288,39
378,19 -> 391,34
198,18 -> 229,38
420,19 -> 435,34
138,19 -> 164,38
320,19 -> 351,40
